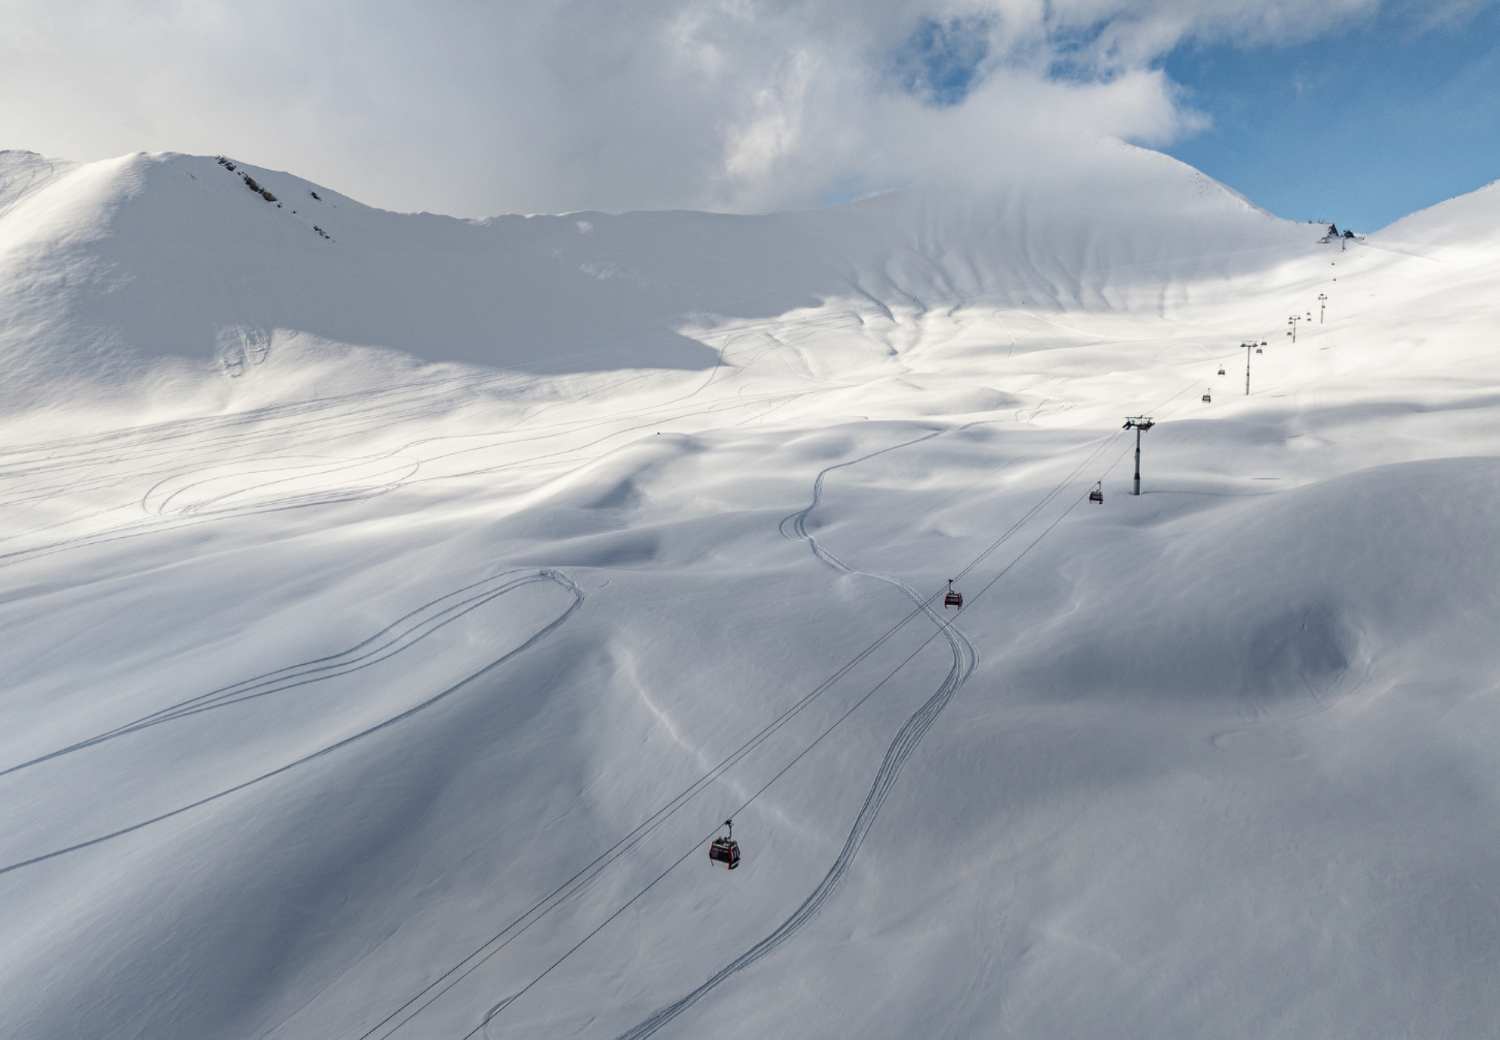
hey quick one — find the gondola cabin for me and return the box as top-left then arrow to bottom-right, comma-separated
1217,367 -> 1226,376
709,838 -> 740,869
709,819 -> 740,869
1202,391 -> 1212,403
943,579 -> 963,609
1088,481 -> 1103,504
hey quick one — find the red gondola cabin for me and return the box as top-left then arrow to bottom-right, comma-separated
944,579 -> 963,609
709,819 -> 740,869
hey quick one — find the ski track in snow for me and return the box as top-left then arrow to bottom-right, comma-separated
0,570 -> 554,779
601,375 -> 1204,1038
0,569 -> 583,878
611,434 -> 979,1040
0,307 -> 832,526
468,387 -> 1187,1037
0,337 -> 840,572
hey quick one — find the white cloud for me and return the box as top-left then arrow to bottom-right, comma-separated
0,0 -> 1400,216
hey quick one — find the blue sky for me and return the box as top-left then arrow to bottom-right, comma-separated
1161,6 -> 1500,229
887,5 -> 1500,230
890,14 -> 996,107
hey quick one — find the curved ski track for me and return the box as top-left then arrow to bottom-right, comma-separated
0,336 -> 842,572
0,569 -> 583,878
0,570 -> 557,779
0,309 -> 811,518
613,432 -> 978,1040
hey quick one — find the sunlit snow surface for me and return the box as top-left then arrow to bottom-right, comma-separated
1,148 -> 1498,1039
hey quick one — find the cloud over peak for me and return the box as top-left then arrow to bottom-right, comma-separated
0,0 -> 1401,216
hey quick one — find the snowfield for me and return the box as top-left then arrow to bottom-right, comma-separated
1,144 -> 1498,1040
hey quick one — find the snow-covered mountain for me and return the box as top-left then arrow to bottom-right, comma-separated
0,142 -> 1309,409
2,143 -> 1499,1040
1376,175 -> 1500,251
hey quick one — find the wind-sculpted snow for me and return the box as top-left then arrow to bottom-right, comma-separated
0,141 -> 1317,409
3,144 -> 1500,1040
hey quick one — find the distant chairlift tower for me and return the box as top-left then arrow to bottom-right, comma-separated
1241,341 -> 1264,396
1123,416 -> 1155,496
1318,293 -> 1328,324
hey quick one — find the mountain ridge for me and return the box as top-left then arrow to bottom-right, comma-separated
0,142 -> 1329,409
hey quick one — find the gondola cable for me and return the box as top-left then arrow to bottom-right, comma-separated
456,387 -> 1212,1034
370,372 -> 1207,1040
358,422 -> 1129,1040
463,441 -> 1119,1038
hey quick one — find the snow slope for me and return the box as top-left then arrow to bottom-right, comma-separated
2,143 -> 1499,1040
0,142 -> 1309,410
1376,175 -> 1500,253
